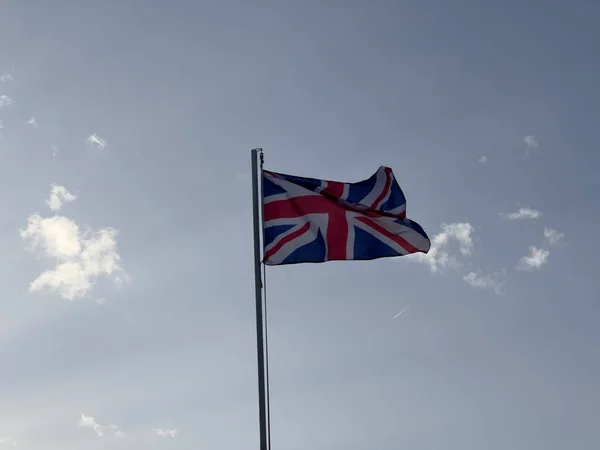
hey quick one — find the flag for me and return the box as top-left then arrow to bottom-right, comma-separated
262,166 -> 431,265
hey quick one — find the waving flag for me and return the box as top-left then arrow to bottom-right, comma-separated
262,166 -> 430,265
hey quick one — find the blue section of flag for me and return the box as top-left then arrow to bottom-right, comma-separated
282,228 -> 326,264
263,176 -> 287,197
264,224 -> 295,248
352,227 -> 400,260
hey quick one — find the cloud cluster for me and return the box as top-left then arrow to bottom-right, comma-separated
516,246 -> 549,271
416,218 -> 558,290
20,185 -> 125,300
412,204 -> 563,291
85,133 -> 107,150
544,227 -> 564,245
500,207 -> 542,220
4,68 -> 187,442
76,415 -> 181,440
463,270 -> 505,294
46,184 -> 77,212
155,428 -> 180,438
498,196 -> 564,273
524,135 -> 539,149
0,95 -> 13,108
77,414 -> 126,438
405,134 -> 566,292
411,223 -> 512,295
411,222 -> 474,272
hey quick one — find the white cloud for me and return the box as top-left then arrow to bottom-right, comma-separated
478,156 -> 487,164
0,438 -> 16,447
463,270 -> 505,294
0,95 -> 14,108
25,117 -> 38,128
0,73 -> 13,82
52,145 -> 59,157
544,227 -> 564,245
77,414 -> 126,438
20,212 -> 125,300
78,414 -> 104,435
21,214 -> 82,259
0,120 -> 3,129
85,133 -> 107,150
524,135 -> 539,149
516,246 -> 549,271
46,184 -> 77,212
411,222 -> 475,272
500,207 -> 542,220
155,428 -> 180,438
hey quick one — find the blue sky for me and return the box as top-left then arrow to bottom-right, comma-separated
0,1 -> 598,449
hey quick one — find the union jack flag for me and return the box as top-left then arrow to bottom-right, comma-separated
262,166 -> 431,265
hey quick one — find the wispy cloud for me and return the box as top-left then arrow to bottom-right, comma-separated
410,222 -> 475,272
20,207 -> 126,300
524,135 -> 539,150
0,95 -> 14,108
0,438 -> 16,447
500,207 -> 542,220
46,184 -> 77,212
85,133 -> 107,150
478,156 -> 487,164
516,246 -> 549,271
544,227 -> 564,245
26,117 -> 38,128
77,414 -> 126,438
52,145 -> 59,157
155,428 -> 180,438
0,73 -> 13,83
463,270 -> 505,294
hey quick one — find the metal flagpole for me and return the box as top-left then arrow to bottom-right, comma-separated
251,148 -> 269,450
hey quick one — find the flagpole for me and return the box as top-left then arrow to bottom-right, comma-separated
251,148 -> 269,450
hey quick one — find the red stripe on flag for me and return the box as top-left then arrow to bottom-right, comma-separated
264,195 -> 406,222
264,196 -> 332,221
370,167 -> 392,209
326,211 -> 348,260
265,222 -> 311,262
356,216 -> 421,254
323,181 -> 345,199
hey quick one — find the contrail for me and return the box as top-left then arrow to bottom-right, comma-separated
393,305 -> 410,319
